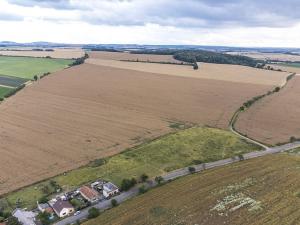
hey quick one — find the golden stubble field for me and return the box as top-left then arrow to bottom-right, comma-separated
84,153 -> 300,225
228,51 -> 300,62
235,75 -> 300,145
86,53 -> 289,86
0,62 -> 276,195
0,48 -> 84,59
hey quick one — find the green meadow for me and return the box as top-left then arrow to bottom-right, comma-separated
0,56 -> 73,79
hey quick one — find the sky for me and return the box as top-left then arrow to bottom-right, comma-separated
0,0 -> 300,47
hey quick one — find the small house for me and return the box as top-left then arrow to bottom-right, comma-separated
79,185 -> 100,203
103,182 -> 119,198
49,199 -> 74,218
37,202 -> 54,214
13,209 -> 37,225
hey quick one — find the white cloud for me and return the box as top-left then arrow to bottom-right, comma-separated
0,0 -> 300,47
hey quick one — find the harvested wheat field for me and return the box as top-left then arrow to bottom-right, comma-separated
0,48 -> 84,59
236,75 -> 300,145
88,51 -> 182,63
0,63 -> 274,195
86,58 -> 289,86
228,51 -> 300,62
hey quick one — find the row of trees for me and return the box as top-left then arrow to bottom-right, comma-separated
69,53 -> 89,66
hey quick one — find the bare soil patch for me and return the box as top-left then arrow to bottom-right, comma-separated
86,58 -> 289,86
235,76 -> 300,145
0,63 -> 272,195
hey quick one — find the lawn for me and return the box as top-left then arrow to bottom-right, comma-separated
0,56 -> 73,79
0,86 -> 14,99
84,153 -> 300,225
0,127 -> 261,211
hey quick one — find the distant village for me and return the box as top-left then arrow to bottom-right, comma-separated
5,180 -> 119,225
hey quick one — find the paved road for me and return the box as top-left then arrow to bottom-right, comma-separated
55,138 -> 300,225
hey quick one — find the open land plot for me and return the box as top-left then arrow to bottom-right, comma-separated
235,76 -> 300,145
0,48 -> 84,59
228,51 -> 300,62
88,51 -> 182,63
0,56 -> 73,79
1,127 -> 260,211
0,75 -> 28,88
0,63 -> 273,196
86,58 -> 289,86
84,153 -> 300,225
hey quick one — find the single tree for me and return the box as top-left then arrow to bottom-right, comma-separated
188,166 -> 196,173
140,174 -> 149,182
155,176 -> 164,184
87,207 -> 100,219
111,199 -> 118,207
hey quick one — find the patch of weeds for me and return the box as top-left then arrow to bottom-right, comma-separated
89,158 -> 106,167
210,192 -> 262,216
217,178 -> 256,195
169,122 -> 185,129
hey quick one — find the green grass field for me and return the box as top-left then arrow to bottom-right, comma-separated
279,62 -> 300,68
0,127 -> 261,212
0,56 -> 73,79
0,86 -> 14,99
84,153 -> 300,225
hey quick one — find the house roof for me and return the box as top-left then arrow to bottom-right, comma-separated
103,182 -> 119,192
51,199 -> 73,214
38,203 -> 50,210
79,185 -> 100,200
13,209 -> 36,225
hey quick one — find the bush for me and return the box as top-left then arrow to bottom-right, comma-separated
90,158 -> 106,167
111,199 -> 118,207
274,87 -> 280,92
155,176 -> 164,184
290,136 -> 299,143
188,166 -> 196,173
120,178 -> 137,191
33,75 -> 38,81
37,212 -> 51,225
38,196 -> 48,204
193,62 -> 198,70
238,154 -> 244,161
140,173 -> 149,182
87,207 -> 100,219
139,185 -> 148,194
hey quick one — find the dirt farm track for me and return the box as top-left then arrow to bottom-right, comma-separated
0,63 -> 278,195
